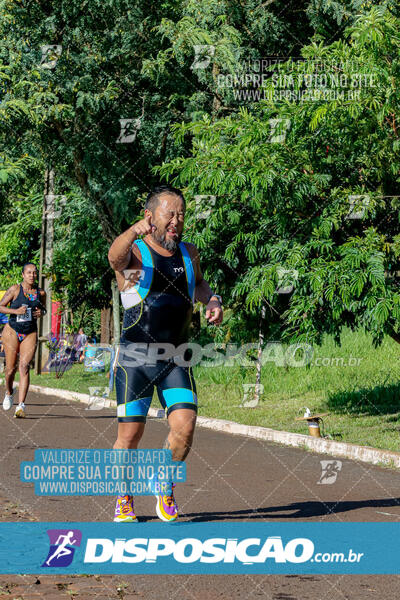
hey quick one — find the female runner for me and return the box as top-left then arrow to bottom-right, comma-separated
0,263 -> 46,417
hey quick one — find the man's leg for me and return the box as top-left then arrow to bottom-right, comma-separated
155,365 -> 198,521
113,350 -> 153,522
165,408 -> 197,461
113,422 -> 146,523
114,422 -> 145,450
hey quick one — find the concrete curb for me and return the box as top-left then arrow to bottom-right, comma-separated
3,381 -> 163,418
4,380 -> 400,468
194,417 -> 400,468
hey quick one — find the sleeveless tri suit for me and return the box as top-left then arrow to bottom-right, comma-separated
115,239 -> 198,423
8,284 -> 44,342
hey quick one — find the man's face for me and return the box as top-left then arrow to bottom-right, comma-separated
150,193 -> 185,252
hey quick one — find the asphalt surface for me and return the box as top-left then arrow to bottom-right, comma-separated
1,385 -> 400,599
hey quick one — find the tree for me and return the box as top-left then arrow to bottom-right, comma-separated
50,192 -> 113,310
158,6 -> 400,347
0,0 -> 389,324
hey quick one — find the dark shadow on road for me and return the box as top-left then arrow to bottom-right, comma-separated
21,414 -> 115,419
177,497 -> 400,521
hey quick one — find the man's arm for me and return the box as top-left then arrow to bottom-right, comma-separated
194,278 -> 215,305
190,244 -> 223,325
108,214 -> 154,271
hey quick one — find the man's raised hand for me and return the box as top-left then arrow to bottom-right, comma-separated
132,214 -> 156,237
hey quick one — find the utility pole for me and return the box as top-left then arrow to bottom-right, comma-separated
111,279 -> 120,345
35,168 -> 54,374
254,302 -> 266,406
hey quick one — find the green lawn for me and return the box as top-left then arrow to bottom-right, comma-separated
28,366 -> 114,398
24,328 -> 400,452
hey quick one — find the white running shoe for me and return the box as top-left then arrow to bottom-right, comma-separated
14,403 -> 26,418
2,389 -> 15,411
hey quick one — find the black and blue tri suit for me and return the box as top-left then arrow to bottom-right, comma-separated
115,239 -> 197,423
8,284 -> 43,342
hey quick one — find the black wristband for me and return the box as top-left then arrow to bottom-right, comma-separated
207,294 -> 222,305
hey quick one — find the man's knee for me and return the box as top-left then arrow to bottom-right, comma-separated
170,415 -> 196,442
116,425 -> 144,448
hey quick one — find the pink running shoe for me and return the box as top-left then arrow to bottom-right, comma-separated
155,483 -> 178,522
114,495 -> 138,522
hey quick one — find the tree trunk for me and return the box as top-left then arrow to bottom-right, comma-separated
78,301 -> 87,329
101,308 -> 111,344
35,168 -> 54,374
212,62 -> 222,113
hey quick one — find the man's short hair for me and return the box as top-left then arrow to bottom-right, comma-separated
145,185 -> 185,213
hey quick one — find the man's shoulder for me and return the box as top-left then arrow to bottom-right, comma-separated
181,241 -> 198,258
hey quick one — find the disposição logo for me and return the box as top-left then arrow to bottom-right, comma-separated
42,529 -> 82,567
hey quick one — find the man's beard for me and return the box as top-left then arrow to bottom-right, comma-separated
152,229 -> 181,252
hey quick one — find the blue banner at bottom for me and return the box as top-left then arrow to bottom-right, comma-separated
0,522 -> 397,574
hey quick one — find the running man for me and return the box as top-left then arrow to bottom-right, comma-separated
0,263 -> 46,417
45,531 -> 77,566
108,185 -> 223,522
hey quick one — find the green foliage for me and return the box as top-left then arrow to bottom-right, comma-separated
158,7 -> 400,345
0,0 -> 397,346
50,192 -> 112,310
0,192 -> 42,289
0,0 -> 343,310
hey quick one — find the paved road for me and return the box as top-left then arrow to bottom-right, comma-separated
1,386 -> 400,599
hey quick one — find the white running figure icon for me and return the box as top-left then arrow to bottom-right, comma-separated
46,531 -> 77,566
